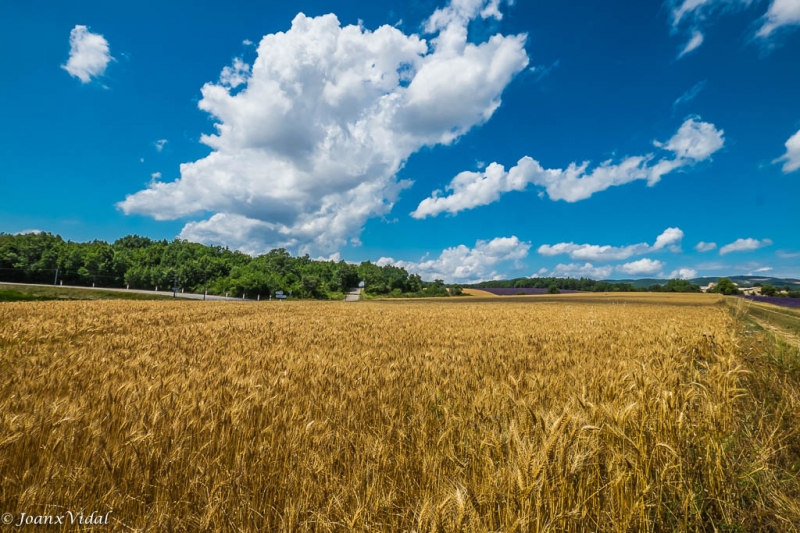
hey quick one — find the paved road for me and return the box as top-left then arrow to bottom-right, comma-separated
0,281 -> 244,301
345,288 -> 362,302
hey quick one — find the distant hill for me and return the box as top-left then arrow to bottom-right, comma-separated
607,278 -> 665,289
610,276 -> 800,290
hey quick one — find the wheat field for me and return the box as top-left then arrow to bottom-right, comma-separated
1,295 -> 799,531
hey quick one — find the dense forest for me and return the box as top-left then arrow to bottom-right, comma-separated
0,232 -> 457,300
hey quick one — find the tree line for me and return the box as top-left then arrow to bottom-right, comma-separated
466,277 -> 703,293
10,232 -> 782,299
0,232 -> 455,300
709,277 -> 800,298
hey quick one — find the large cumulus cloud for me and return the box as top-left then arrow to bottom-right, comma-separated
118,1 -> 529,254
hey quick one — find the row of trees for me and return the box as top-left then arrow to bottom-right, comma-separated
647,279 -> 702,293
710,278 -> 800,298
470,277 -> 651,292
0,232 -> 452,299
757,284 -> 800,298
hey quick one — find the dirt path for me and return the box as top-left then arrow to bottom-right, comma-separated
748,314 -> 800,350
345,288 -> 362,302
0,281 -> 243,301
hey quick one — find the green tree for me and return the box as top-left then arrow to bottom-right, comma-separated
660,279 -> 701,293
711,278 -> 740,295
425,280 -> 449,297
760,284 -> 777,297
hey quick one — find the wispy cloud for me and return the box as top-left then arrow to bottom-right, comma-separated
677,30 -> 704,58
777,249 -> 800,258
673,80 -> 707,109
719,237 -> 773,255
668,0 -> 800,54
530,59 -> 560,82
756,0 -> 800,38
695,241 -> 717,252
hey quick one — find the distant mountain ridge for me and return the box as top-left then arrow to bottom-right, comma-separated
608,276 -> 800,290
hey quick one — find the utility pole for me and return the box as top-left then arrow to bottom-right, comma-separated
53,267 -> 59,285
204,269 -> 207,301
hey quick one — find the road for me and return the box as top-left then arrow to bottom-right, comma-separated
345,288 -> 362,302
0,281 -> 244,301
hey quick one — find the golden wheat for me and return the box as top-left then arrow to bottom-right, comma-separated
1,294 -> 798,531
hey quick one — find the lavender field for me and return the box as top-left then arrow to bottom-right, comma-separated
735,295 -> 800,309
476,288 -> 581,296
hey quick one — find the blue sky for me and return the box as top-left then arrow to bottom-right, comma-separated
1,0 -> 798,282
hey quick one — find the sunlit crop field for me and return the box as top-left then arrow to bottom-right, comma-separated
1,295 -> 799,531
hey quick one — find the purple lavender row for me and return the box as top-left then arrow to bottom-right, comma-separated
734,295 -> 800,309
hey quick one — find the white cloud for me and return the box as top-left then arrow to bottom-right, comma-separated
220,58 -> 250,88
62,25 -> 112,83
673,80 -> 706,108
530,267 -> 549,278
668,268 -> 698,279
14,229 -> 43,235
538,228 -> 684,262
677,30 -> 705,58
538,241 -> 648,262
551,262 -> 614,280
753,266 -> 773,272
757,0 -> 800,38
777,250 -> 800,258
719,237 -> 773,255
695,241 -> 717,252
617,258 -> 665,276
654,118 -> 725,161
314,252 -> 342,262
425,0 -> 508,32
242,39 -> 254,46
180,213 -> 299,255
151,172 -> 162,180
652,227 -> 684,251
119,2 -> 529,255
377,236 -> 531,283
154,139 -> 168,152
774,128 -> 800,173
411,118 -> 723,217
